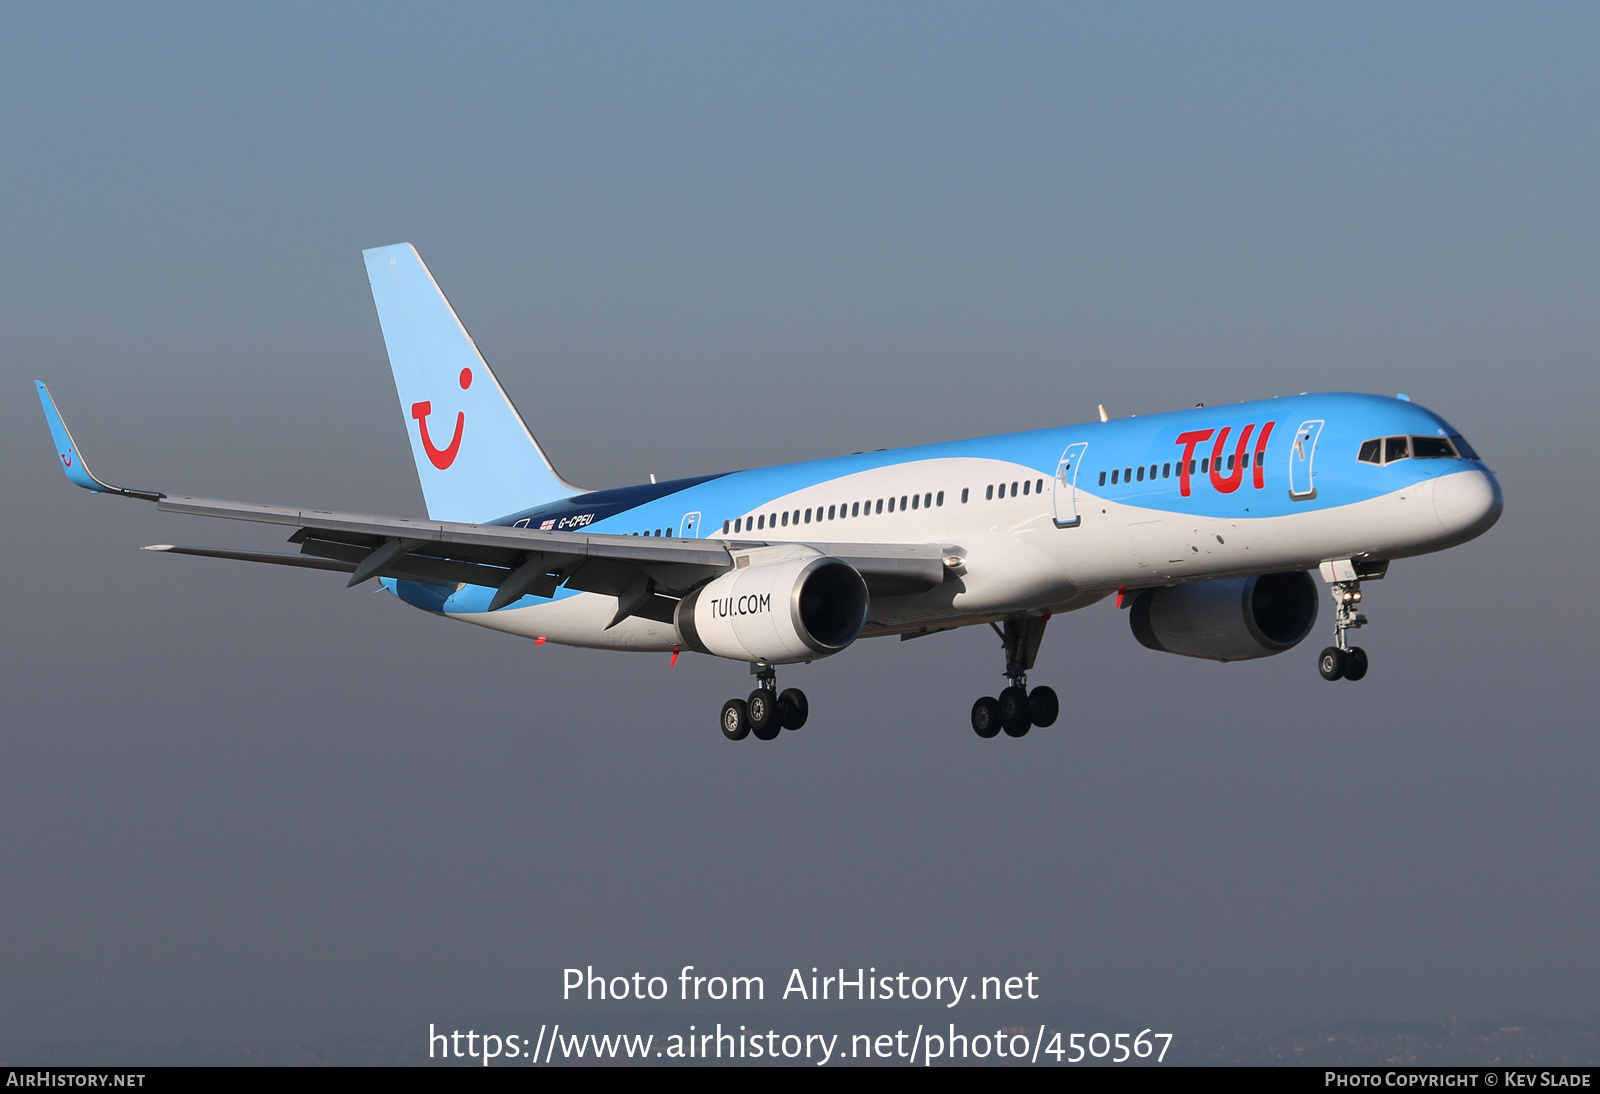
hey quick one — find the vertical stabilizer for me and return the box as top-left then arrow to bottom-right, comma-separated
363,243 -> 582,523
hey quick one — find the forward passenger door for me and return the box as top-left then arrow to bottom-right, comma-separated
1288,420 -> 1324,500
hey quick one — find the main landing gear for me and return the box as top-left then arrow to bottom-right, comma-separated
971,616 -> 1059,739
720,662 -> 809,742
1318,580 -> 1370,682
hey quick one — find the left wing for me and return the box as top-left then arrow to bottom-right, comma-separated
38,383 -> 955,620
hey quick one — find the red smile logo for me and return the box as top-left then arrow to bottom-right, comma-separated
411,368 -> 472,470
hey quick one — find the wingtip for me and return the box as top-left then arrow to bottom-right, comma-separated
141,544 -> 175,552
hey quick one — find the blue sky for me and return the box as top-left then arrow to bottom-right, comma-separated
2,2 -> 1596,1047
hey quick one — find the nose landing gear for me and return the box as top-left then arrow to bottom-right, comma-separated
1318,580 -> 1370,682
971,616 -> 1059,739
720,662 -> 809,742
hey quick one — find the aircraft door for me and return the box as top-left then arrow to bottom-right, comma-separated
680,511 -> 702,538
1052,442 -> 1090,528
1288,420 -> 1324,500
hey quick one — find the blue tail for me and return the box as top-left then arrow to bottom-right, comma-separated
362,243 -> 582,523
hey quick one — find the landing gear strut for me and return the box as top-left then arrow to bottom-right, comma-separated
971,615 -> 1059,739
721,662 -> 808,742
1318,580 -> 1370,682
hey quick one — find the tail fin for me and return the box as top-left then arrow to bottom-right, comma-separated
362,243 -> 582,523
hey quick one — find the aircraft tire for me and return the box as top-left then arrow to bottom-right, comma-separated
1343,646 -> 1369,681
999,685 -> 1031,736
748,689 -> 780,736
778,688 -> 809,730
721,698 -> 751,741
1318,647 -> 1346,681
1028,686 -> 1059,728
971,697 -> 1002,739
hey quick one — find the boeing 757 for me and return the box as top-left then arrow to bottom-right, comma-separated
36,243 -> 1503,741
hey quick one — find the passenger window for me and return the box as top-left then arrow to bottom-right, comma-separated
911,494 -> 919,510
1200,458 -> 1209,473
1136,466 -> 1144,482
804,509 -> 812,523
1124,468 -> 1132,482
1010,481 -> 1017,497
985,485 -> 993,500
722,520 -> 730,534
877,498 -> 884,513
851,502 -> 860,517
901,495 -> 908,510
1162,462 -> 1171,478
1358,439 -> 1381,464
960,489 -> 968,503
1099,471 -> 1107,486
1022,480 -> 1030,495
794,510 -> 800,524
668,527 -> 674,537
781,512 -> 789,527
1385,436 -> 1410,462
828,505 -> 836,519
1241,453 -> 1249,468
1111,469 -> 1119,484
1037,479 -> 1044,494
736,517 -> 744,532
1189,459 -> 1197,475
925,493 -> 932,508
1412,436 -> 1457,459
1226,455 -> 1234,472
937,491 -> 944,506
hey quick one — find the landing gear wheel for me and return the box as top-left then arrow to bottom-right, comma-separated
748,691 -> 782,740
999,686 -> 1031,737
1343,646 -> 1368,681
1318,647 -> 1346,681
747,689 -> 778,734
778,688 -> 809,730
1028,686 -> 1059,728
971,697 -> 1002,739
720,698 -> 750,741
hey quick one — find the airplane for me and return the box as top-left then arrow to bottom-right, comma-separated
35,243 -> 1504,742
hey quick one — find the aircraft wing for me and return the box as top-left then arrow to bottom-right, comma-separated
149,495 -> 950,607
37,382 -> 952,615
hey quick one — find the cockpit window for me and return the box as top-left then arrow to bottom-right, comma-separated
1359,434 -> 1475,465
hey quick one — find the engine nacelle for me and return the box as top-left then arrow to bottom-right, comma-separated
676,556 -> 870,664
1129,571 -> 1318,662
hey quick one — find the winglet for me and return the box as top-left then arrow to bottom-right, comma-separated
34,381 -> 164,501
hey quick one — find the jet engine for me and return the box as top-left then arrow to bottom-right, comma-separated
676,556 -> 870,664
1129,571 -> 1318,662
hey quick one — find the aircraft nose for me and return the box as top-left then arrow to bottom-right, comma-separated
1433,468 -> 1503,543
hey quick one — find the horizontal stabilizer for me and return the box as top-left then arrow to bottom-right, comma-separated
143,544 -> 354,572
